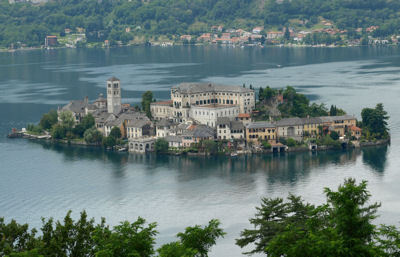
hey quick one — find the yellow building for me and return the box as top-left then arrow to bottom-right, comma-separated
320,115 -> 357,136
245,122 -> 277,144
301,117 -> 323,137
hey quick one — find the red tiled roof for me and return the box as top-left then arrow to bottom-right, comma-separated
187,124 -> 196,131
350,126 -> 362,132
152,100 -> 172,105
238,113 -> 250,118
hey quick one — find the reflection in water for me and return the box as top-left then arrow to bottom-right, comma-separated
362,145 -> 388,173
33,140 -> 386,185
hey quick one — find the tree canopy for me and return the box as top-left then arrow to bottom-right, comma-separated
0,211 -> 224,257
236,178 -> 400,257
361,103 -> 390,139
1,0 -> 400,47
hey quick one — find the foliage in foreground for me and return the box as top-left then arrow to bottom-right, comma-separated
0,213 -> 224,257
4,178 -> 400,257
236,178 -> 400,257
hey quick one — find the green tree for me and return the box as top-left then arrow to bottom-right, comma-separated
59,111 -> 75,129
142,91 -> 154,119
157,241 -> 197,257
286,138 -> 297,147
203,140 -> 218,154
284,26 -> 290,40
361,103 -> 389,139
237,178 -> 385,256
0,217 -> 38,256
81,114 -> 95,130
84,127 -> 103,144
102,136 -> 116,148
109,126 -> 122,139
39,110 -> 58,130
94,218 -> 157,257
330,130 -> 339,140
173,219 -> 225,257
155,138 -> 169,153
51,124 -> 67,139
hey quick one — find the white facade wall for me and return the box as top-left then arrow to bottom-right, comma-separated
127,127 -> 143,138
171,89 -> 255,114
277,125 -> 304,141
150,104 -> 173,120
156,127 -> 170,138
189,105 -> 240,127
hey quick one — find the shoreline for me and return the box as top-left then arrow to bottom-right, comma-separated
1,43 -> 398,54
10,133 -> 390,156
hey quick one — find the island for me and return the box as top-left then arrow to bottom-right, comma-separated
8,77 -> 390,155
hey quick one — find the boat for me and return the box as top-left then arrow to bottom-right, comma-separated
230,152 -> 238,157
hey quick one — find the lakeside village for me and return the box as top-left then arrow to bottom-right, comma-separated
37,19 -> 396,50
9,77 -> 390,155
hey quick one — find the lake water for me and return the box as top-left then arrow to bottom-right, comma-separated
0,46 -> 399,256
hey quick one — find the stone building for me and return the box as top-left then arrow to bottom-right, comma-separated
276,117 -> 304,141
106,77 -> 122,115
171,82 -> 255,115
129,138 -> 156,153
189,104 -> 240,128
150,100 -> 173,120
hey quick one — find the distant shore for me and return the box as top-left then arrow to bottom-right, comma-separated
1,43 -> 398,54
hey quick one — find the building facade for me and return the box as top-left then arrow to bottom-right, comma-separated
217,117 -> 245,140
276,117 -> 304,141
170,82 -> 255,115
245,122 -> 277,143
189,104 -> 240,127
150,100 -> 173,120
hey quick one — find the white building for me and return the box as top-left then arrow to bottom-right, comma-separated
150,82 -> 255,123
189,104 -> 240,128
150,100 -> 173,120
126,120 -> 152,139
216,117 -> 245,140
155,119 -> 176,138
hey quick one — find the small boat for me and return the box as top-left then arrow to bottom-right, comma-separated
230,152 -> 238,157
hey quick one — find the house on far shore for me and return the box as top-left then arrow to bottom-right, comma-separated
45,35 -> 58,47
252,27 -> 264,34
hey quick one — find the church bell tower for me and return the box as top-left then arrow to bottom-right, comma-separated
107,77 -> 122,115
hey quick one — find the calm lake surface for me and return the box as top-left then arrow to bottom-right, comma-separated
0,46 -> 400,256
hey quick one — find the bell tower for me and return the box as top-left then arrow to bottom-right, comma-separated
107,77 -> 122,114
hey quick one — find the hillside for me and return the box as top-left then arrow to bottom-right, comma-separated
0,0 -> 399,47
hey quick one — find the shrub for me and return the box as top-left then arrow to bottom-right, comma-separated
286,138 -> 297,147
155,138 -> 169,153
51,124 -> 67,139
261,141 -> 271,149
84,127 -> 103,144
